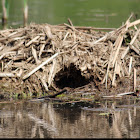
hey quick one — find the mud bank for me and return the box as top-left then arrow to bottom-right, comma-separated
0,16 -> 140,99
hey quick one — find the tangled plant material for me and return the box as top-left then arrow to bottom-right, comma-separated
0,15 -> 140,97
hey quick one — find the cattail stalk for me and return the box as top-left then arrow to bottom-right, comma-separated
2,0 -> 9,27
23,0 -> 28,26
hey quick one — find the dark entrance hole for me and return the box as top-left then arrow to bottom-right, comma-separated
54,64 -> 90,89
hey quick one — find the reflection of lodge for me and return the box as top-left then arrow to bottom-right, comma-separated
0,100 -> 139,138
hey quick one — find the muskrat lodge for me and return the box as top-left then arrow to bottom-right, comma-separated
0,16 -> 140,99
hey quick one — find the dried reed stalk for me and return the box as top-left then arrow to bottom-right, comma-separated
23,53 -> 59,80
112,34 -> 124,67
0,72 -> 16,77
32,46 -> 40,64
134,68 -> 136,92
48,59 -> 56,87
25,35 -> 40,47
128,57 -> 133,76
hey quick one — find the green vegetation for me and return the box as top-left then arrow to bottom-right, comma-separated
1,0 -> 28,28
0,0 -> 140,29
99,112 -> 111,116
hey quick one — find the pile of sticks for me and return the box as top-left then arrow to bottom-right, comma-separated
0,15 -> 139,95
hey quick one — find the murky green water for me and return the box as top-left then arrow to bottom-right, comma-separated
0,99 -> 140,138
0,0 -> 140,29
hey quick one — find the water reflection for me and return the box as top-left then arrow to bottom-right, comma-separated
0,99 -> 139,138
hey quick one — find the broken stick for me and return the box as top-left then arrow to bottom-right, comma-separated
134,68 -> 137,92
23,53 -> 59,80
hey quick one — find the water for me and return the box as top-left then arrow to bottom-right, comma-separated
0,99 -> 140,138
0,0 -> 140,29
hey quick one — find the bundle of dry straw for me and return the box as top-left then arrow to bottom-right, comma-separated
0,15 -> 139,95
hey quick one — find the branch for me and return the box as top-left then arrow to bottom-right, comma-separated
22,53 -> 59,80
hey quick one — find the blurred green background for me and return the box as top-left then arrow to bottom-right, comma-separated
0,0 -> 140,29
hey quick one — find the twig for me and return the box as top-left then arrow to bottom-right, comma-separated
102,91 -> 135,98
128,19 -> 140,28
38,89 -> 67,99
102,42 -> 113,87
40,76 -> 49,91
39,38 -> 51,59
128,57 -> 133,76
0,41 -> 24,55
45,25 -> 53,39
92,31 -> 114,45
68,18 -> 74,27
52,24 -> 116,31
0,72 -> 16,77
0,51 -> 16,60
112,34 -> 124,66
64,23 -> 75,31
129,44 -> 140,55
130,29 -> 140,45
23,53 -> 59,80
121,47 -> 130,59
32,46 -> 40,64
48,59 -> 56,87
117,92 -> 134,96
102,95 -> 122,98
25,35 -> 40,47
112,61 -> 117,87
35,72 -> 49,91
134,68 -> 137,92
75,26 -> 116,31
39,44 -> 45,59
63,32 -> 69,41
